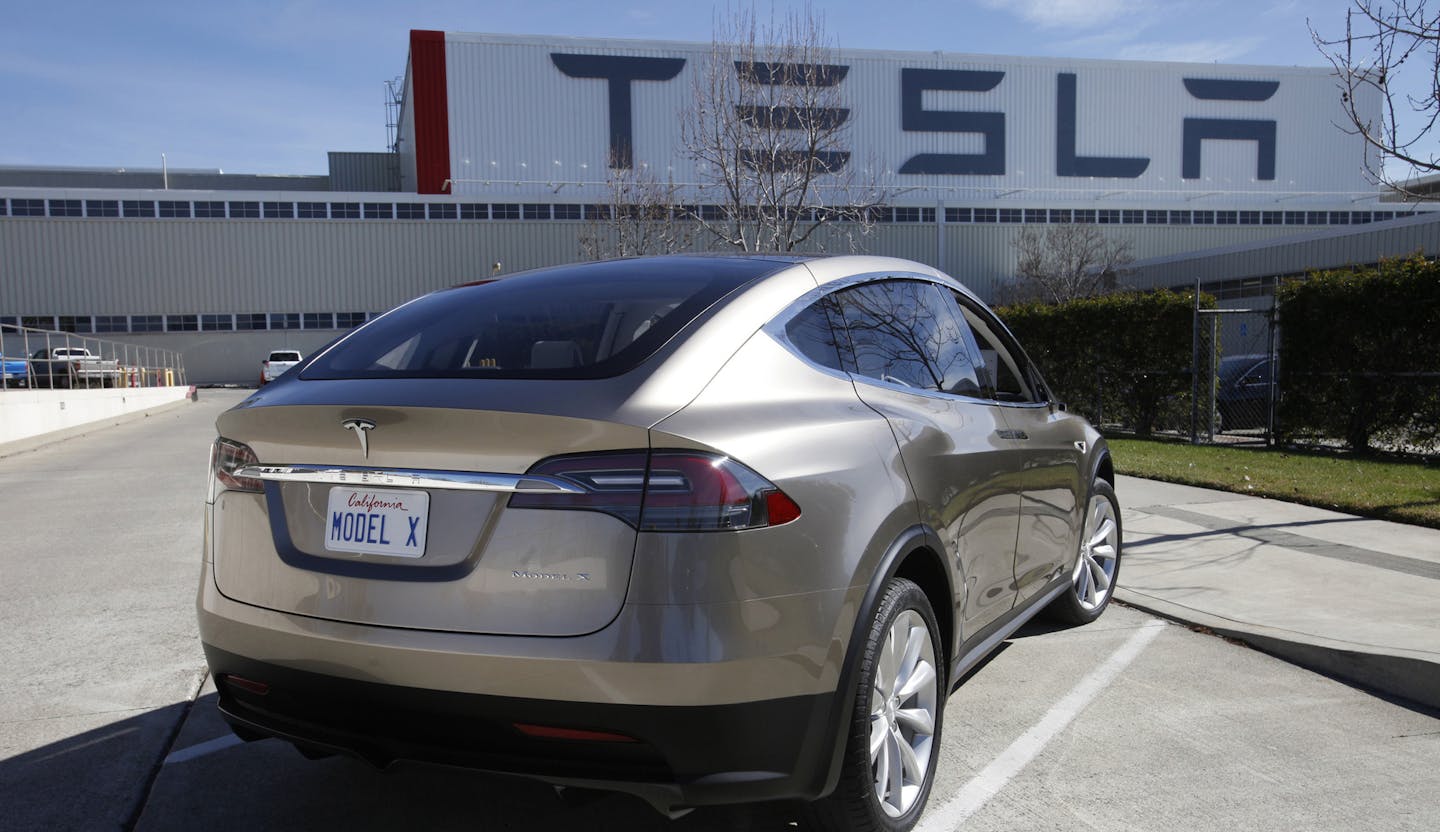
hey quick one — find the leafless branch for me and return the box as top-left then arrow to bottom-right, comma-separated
1310,1 -> 1440,196
1010,225 -> 1133,304
577,166 -> 696,259
680,4 -> 887,252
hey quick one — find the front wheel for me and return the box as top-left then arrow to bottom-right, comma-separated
807,577 -> 944,832
1046,478 -> 1122,625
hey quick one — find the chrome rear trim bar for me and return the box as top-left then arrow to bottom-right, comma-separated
236,464 -> 585,494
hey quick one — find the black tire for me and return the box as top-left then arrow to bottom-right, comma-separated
1045,478 -> 1122,625
805,577 -> 945,832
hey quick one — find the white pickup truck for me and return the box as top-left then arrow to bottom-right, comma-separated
29,347 -> 123,388
261,349 -> 303,385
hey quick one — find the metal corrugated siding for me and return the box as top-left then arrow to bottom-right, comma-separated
2,215 -> 1335,320
327,153 -> 400,192
1126,217 -> 1440,286
0,169 -> 330,190
0,219 -> 587,313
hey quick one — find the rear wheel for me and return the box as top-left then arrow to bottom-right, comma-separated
807,577 -> 943,831
1046,479 -> 1122,625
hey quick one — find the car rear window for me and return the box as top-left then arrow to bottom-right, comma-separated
301,258 -> 782,381
268,351 -> 301,362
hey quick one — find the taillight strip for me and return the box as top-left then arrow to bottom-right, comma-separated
235,464 -> 586,494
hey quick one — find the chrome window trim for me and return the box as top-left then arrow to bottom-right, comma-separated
236,464 -> 585,494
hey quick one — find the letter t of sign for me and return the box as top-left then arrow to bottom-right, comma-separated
551,54 -> 686,169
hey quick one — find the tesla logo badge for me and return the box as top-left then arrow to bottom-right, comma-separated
342,419 -> 377,459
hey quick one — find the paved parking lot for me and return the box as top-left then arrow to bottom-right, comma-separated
2,389 -> 1437,831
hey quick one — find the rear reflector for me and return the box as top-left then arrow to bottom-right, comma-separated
220,674 -> 270,696
764,489 -> 803,526
509,450 -> 801,531
513,723 -> 638,743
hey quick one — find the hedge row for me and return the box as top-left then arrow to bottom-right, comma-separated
1277,255 -> 1440,451
996,290 -> 1208,436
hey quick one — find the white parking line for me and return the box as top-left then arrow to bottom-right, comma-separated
916,619 -> 1167,832
162,733 -> 244,765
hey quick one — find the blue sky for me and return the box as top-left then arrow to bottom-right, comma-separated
0,0 -> 1375,175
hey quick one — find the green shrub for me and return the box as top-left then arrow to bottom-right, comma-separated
1277,255 -> 1440,451
997,290 -> 1207,436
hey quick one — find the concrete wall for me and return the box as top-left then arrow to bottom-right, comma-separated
0,386 -> 196,452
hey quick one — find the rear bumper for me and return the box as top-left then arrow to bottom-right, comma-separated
204,644 -> 837,811
197,555 -> 858,809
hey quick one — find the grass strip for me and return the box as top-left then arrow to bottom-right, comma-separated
1106,437 -> 1440,529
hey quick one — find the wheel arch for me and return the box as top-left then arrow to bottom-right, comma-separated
1090,441 -> 1114,487
814,523 -> 953,799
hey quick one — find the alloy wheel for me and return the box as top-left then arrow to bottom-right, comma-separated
869,609 -> 938,818
1073,492 -> 1120,611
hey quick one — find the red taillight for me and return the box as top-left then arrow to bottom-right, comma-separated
210,437 -> 264,497
508,450 -> 801,531
764,489 -> 803,526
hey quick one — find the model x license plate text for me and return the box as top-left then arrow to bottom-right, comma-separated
325,487 -> 429,558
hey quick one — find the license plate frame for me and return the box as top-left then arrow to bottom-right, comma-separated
324,486 -> 429,558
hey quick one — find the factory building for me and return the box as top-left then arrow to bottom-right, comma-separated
1,30 -> 1427,383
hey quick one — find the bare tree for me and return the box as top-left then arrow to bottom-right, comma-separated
1010,225 -> 1133,304
577,166 -> 697,260
1311,1 -> 1440,194
682,6 -> 885,252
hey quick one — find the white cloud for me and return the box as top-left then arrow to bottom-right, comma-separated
1117,36 -> 1266,64
979,0 -> 1151,29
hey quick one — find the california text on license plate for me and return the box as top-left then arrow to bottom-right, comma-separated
325,487 -> 429,558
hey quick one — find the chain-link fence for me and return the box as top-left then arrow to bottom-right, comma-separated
0,323 -> 187,390
1191,307 -> 1277,445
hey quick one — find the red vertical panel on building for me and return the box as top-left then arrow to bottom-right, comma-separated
410,30 -> 452,194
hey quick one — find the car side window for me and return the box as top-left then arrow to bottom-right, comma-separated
951,294 -> 1040,403
783,298 -> 847,372
833,280 -> 983,395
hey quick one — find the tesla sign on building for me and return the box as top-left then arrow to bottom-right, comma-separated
398,30 -> 1377,201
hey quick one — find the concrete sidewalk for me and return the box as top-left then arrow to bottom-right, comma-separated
1114,475 -> 1440,711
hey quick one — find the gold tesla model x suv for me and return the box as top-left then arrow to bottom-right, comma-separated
200,254 -> 1121,831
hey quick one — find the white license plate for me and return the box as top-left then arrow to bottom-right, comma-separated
325,487 -> 429,558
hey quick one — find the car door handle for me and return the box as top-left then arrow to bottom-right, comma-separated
996,429 -> 1029,440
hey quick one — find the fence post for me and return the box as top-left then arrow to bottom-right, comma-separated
1266,301 -> 1279,447
1190,280 -> 1200,444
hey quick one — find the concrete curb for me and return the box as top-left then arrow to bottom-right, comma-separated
1117,589 -> 1440,712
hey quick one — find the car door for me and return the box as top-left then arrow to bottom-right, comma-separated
830,278 -> 1023,633
950,293 -> 1086,604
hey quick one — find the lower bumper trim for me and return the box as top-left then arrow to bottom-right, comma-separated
203,645 -> 837,811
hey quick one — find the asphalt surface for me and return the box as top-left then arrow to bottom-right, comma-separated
2,390 -> 1437,830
